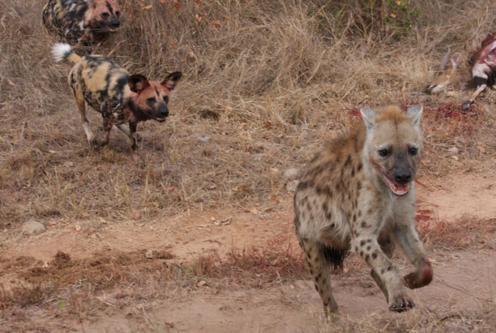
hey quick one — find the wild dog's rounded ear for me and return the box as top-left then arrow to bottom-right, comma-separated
450,53 -> 462,69
360,106 -> 376,130
440,50 -> 451,70
406,104 -> 423,128
129,74 -> 150,93
162,72 -> 182,90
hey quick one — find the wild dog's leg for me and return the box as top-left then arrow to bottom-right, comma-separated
116,123 -> 140,149
393,224 -> 433,289
353,218 -> 413,312
370,234 -> 395,299
463,83 -> 487,110
100,116 -> 113,147
116,123 -> 131,137
72,87 -> 97,147
298,237 -> 338,318
129,122 -> 138,150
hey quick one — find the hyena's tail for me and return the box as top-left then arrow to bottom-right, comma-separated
51,43 -> 81,64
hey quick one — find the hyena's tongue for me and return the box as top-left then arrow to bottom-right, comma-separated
383,176 -> 410,196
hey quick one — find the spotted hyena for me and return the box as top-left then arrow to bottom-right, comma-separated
42,0 -> 122,45
294,105 -> 433,318
52,43 -> 182,150
426,32 -> 496,110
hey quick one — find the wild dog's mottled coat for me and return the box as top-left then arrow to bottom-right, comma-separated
52,43 -> 182,149
294,105 -> 433,317
43,0 -> 121,45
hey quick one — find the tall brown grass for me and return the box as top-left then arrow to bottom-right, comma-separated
1,0 -> 496,225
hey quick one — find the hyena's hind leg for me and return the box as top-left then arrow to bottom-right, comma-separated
298,237 -> 339,318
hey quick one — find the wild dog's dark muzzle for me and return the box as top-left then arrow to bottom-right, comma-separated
156,104 -> 169,120
110,18 -> 120,29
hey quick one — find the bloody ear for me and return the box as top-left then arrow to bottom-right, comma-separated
128,74 -> 150,93
162,71 -> 182,90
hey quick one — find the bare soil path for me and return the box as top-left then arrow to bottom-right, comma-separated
1,172 -> 495,332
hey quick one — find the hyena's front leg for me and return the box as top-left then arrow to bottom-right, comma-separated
370,234 -> 395,299
298,237 -> 338,318
394,224 -> 433,289
352,229 -> 413,312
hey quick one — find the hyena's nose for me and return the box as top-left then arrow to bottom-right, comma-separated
394,172 -> 412,184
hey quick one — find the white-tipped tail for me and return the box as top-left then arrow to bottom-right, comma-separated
51,43 -> 72,63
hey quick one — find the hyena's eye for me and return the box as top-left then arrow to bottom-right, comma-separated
115,11 -> 121,17
408,146 -> 418,156
163,96 -> 169,103
377,148 -> 391,158
101,12 -> 110,19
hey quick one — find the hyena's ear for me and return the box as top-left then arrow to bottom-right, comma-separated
128,74 -> 150,93
360,106 -> 376,130
406,104 -> 423,129
162,72 -> 182,90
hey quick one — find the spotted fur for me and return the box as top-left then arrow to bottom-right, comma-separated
52,43 -> 182,150
294,105 -> 433,318
42,0 -> 122,45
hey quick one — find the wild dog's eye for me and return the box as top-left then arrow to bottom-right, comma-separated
101,12 -> 110,19
408,146 -> 418,156
115,11 -> 121,17
377,148 -> 391,157
146,97 -> 156,105
163,96 -> 169,103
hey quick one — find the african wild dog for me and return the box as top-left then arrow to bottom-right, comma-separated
43,0 -> 121,45
294,105 -> 432,318
52,43 -> 182,150
426,32 -> 496,110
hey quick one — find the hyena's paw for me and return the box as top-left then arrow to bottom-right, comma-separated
403,259 -> 433,289
389,294 -> 415,312
323,303 -> 339,321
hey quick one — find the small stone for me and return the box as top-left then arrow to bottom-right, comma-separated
283,168 -> 299,181
145,249 -> 155,259
286,180 -> 299,192
197,280 -> 207,287
448,147 -> 459,154
22,221 -> 46,235
196,134 -> 210,143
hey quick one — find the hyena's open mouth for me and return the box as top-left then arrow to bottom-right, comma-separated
381,174 -> 410,196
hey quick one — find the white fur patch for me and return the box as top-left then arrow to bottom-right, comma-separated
51,43 -> 72,63
472,63 -> 489,79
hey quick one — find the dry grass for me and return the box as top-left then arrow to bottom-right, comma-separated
316,306 -> 496,333
1,0 -> 496,226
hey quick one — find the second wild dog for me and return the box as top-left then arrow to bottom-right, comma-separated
52,43 -> 182,150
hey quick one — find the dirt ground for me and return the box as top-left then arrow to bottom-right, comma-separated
2,1 -> 496,332
1,171 -> 495,333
